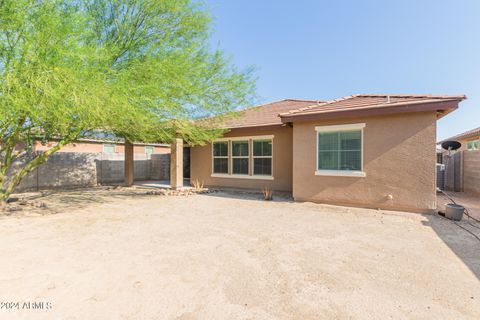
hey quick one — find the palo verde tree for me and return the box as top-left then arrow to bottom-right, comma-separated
0,0 -> 255,202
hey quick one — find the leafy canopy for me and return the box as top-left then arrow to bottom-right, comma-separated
0,0 -> 255,200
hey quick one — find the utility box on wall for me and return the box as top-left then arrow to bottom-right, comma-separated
436,163 -> 445,190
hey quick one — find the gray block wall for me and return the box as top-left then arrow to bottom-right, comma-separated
150,154 -> 170,180
463,150 -> 480,194
9,152 -> 171,192
442,150 -> 480,195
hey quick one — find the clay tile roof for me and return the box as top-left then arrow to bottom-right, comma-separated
438,126 -> 480,144
279,94 -> 466,121
217,99 -> 323,129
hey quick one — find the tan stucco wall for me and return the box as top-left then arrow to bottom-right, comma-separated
190,126 -> 293,191
292,112 -> 438,213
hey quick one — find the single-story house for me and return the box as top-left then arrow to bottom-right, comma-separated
438,126 -> 480,151
191,94 -> 466,213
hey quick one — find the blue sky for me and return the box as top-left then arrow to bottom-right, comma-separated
205,0 -> 479,141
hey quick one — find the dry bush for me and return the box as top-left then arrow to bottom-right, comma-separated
262,187 -> 273,201
191,179 -> 205,192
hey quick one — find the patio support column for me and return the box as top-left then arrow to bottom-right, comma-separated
170,137 -> 183,190
124,139 -> 134,187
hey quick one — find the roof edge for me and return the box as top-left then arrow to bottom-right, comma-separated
238,98 -> 323,112
437,126 -> 480,144
219,122 -> 286,130
280,100 -> 462,123
279,95 -> 466,118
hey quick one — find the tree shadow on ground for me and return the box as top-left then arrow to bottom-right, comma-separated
3,187 -> 155,216
422,213 -> 480,280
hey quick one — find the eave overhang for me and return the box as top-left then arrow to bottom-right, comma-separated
279,99 -> 462,123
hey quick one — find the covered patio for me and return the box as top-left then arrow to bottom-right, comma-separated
123,137 -> 187,189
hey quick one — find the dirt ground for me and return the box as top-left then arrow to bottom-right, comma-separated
0,189 -> 479,320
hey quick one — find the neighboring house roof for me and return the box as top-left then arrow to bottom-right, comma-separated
80,130 -> 170,146
279,94 -> 466,122
76,138 -> 170,147
30,129 -> 171,147
437,126 -> 480,144
33,136 -> 169,147
217,99 -> 323,129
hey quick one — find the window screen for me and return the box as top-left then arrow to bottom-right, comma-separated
145,146 -> 154,154
317,130 -> 361,171
232,141 -> 249,174
467,140 -> 479,150
213,142 -> 229,174
253,139 -> 272,176
103,144 -> 116,153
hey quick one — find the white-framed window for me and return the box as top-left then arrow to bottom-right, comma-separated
253,139 -> 272,176
103,143 -> 116,153
211,135 -> 273,180
467,140 -> 479,150
212,141 -> 229,174
145,146 -> 154,154
232,140 -> 249,175
315,123 -> 365,177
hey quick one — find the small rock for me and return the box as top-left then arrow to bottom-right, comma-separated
6,197 -> 19,203
146,190 -> 166,196
7,205 -> 22,212
34,201 -> 48,209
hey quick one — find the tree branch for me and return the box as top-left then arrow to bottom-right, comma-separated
1,131 -> 78,202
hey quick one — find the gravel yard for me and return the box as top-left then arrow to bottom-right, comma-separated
0,189 -> 479,319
